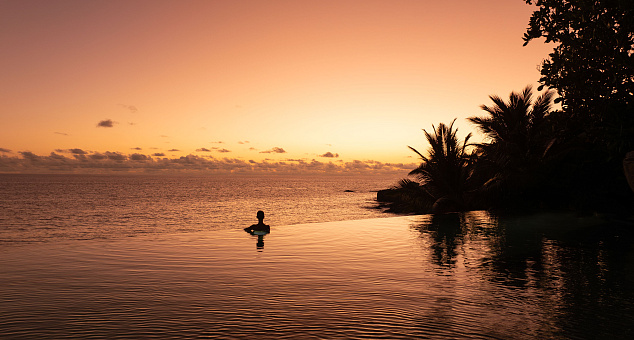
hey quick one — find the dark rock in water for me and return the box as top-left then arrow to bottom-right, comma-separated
625,151 -> 634,193
344,190 -> 355,192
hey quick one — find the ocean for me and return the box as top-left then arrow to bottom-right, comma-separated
0,173 -> 400,243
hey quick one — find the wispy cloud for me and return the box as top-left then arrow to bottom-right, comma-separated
319,152 -> 339,158
97,119 -> 115,128
153,153 -> 165,157
131,147 -> 142,150
211,141 -> 224,144
196,148 -> 211,152
260,147 -> 286,154
168,149 -> 180,152
238,141 -> 250,144
54,132 -> 69,136
217,148 -> 231,153
119,104 -> 138,113
0,148 -> 11,153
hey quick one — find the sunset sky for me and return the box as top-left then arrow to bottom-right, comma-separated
0,0 -> 554,173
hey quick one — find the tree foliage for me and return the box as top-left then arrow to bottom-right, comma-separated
469,85 -> 554,162
467,86 -> 555,206
408,120 -> 477,212
521,0 -> 634,212
523,0 -> 634,116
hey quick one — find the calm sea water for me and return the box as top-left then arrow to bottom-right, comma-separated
2,174 -> 634,339
0,173 -> 398,243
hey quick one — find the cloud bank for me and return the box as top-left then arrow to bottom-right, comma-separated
0,151 -> 416,175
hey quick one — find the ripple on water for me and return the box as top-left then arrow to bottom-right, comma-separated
2,214 -> 634,339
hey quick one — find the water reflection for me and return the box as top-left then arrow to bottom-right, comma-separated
243,228 -> 270,250
412,211 -> 634,338
412,213 -> 464,268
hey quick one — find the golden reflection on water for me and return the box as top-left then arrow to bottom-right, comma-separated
2,212 -> 634,339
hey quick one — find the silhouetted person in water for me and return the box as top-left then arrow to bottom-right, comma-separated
244,210 -> 270,249
244,210 -> 270,234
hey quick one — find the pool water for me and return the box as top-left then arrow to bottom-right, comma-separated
2,212 -> 634,339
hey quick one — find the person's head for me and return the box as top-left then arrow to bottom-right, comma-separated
257,210 -> 264,221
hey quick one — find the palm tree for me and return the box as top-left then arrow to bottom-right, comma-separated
467,85 -> 554,204
408,119 -> 476,212
468,85 -> 554,158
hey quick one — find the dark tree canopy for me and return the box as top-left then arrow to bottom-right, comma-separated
523,0 -> 634,116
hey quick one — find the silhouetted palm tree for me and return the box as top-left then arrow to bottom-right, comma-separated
408,119 -> 476,212
467,85 -> 554,204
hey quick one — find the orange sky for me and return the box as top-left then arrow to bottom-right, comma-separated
0,0 -> 554,173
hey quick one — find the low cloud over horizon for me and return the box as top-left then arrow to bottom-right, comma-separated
0,150 -> 416,175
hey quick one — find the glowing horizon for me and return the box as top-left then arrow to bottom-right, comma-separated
0,0 -> 554,173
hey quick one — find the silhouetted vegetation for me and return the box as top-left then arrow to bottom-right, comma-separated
378,1 -> 634,214
378,121 -> 479,213
467,86 -> 558,209
523,0 -> 634,213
